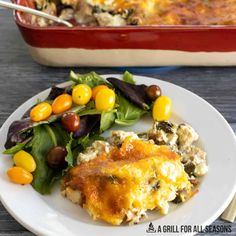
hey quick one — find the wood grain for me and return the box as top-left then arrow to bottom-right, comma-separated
0,9 -> 235,236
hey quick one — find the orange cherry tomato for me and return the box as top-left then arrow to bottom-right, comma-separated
7,167 -> 33,185
52,94 -> 73,114
92,85 -> 109,100
30,102 -> 52,122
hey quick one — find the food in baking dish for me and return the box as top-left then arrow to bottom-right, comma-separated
62,121 -> 207,225
33,0 -> 236,26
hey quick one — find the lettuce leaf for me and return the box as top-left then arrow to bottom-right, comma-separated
115,94 -> 147,126
70,71 -> 108,88
100,110 -> 116,132
65,134 -> 74,167
3,142 -> 27,155
78,101 -> 102,116
30,124 -> 70,194
65,132 -> 104,170
123,71 -> 135,84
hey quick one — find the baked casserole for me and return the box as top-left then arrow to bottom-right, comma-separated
34,0 -> 236,26
62,122 -> 207,225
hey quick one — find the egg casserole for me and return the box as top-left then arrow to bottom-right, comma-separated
35,0 -> 236,26
62,137 -> 193,225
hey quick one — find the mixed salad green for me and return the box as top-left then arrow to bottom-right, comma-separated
4,71 -> 166,194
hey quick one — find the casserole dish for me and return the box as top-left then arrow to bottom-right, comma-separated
14,0 -> 236,66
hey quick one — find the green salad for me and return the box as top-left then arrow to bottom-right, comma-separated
3,71 -> 170,194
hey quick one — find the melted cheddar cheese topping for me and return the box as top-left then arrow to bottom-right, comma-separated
63,138 -> 192,225
36,0 -> 236,26
89,0 -> 236,25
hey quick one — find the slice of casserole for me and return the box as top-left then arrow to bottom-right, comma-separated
62,137 -> 193,225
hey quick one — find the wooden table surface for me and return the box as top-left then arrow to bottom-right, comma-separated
0,10 -> 236,236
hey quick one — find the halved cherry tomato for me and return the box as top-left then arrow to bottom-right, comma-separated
30,102 -> 52,122
52,94 -> 72,114
13,150 -> 36,173
152,96 -> 172,121
92,85 -> 109,100
7,166 -> 33,185
95,88 -> 116,111
72,84 -> 92,105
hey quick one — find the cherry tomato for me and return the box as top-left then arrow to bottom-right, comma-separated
152,96 -> 172,121
61,112 -> 80,132
95,88 -> 116,111
46,146 -> 67,169
92,85 -> 109,100
13,150 -> 36,173
7,166 -> 33,185
30,102 -> 52,122
52,94 -> 72,114
72,84 -> 92,105
146,85 -> 162,101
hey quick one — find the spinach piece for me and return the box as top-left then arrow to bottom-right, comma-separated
30,125 -> 70,194
78,101 -> 101,116
100,110 -> 116,132
115,119 -> 139,126
65,134 -> 74,167
64,134 -> 87,172
156,121 -> 175,134
79,109 -> 102,116
65,132 -> 104,170
89,130 -> 104,142
123,71 -> 135,84
80,130 -> 104,148
70,71 -> 108,88
3,142 -> 26,155
115,94 -> 146,126
77,134 -> 90,150
49,123 -> 70,147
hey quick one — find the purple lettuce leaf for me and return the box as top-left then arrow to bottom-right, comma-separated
73,115 -> 100,138
5,105 -> 85,149
47,86 -> 72,100
106,77 -> 150,109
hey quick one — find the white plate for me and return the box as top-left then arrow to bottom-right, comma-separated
0,75 -> 236,236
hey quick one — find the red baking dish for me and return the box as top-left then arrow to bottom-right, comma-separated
14,0 -> 236,66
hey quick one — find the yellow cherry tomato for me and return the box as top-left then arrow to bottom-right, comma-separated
72,84 -> 92,105
13,150 -> 36,173
52,94 -> 72,114
30,102 -> 52,122
152,96 -> 172,121
7,166 -> 33,185
95,88 -> 116,111
92,85 -> 109,100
